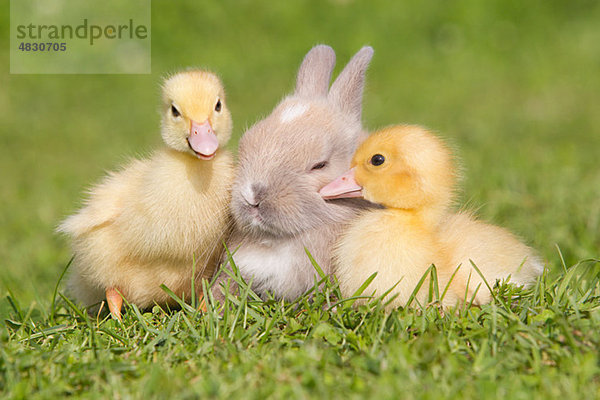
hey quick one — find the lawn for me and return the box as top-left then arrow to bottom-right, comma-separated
1,0 -> 600,398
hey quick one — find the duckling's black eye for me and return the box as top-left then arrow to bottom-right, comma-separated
370,154 -> 385,166
171,105 -> 181,117
311,161 -> 328,171
215,99 -> 222,112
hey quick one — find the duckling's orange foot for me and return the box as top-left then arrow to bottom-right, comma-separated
105,287 -> 123,320
197,293 -> 208,312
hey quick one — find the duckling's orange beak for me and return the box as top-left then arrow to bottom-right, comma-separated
188,120 -> 219,160
319,168 -> 363,200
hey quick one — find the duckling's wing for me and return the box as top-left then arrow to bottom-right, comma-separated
58,160 -> 145,236
440,211 -> 543,296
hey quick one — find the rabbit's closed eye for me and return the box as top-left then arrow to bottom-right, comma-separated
311,161 -> 328,171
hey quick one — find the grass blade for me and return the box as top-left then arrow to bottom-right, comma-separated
305,248 -> 326,279
50,256 -> 73,323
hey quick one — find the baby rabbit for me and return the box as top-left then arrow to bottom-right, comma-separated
213,45 -> 374,302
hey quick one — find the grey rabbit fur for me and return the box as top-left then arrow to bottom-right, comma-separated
213,44 -> 374,302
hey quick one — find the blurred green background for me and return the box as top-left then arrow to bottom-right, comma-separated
1,0 -> 599,306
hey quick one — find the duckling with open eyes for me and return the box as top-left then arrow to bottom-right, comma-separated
58,70 -> 234,319
320,125 -> 542,309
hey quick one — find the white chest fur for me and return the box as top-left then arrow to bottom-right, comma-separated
232,240 -> 314,300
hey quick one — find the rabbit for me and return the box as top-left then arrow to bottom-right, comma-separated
212,44 -> 375,303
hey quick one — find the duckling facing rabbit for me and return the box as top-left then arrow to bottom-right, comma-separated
320,125 -> 543,309
58,70 -> 234,319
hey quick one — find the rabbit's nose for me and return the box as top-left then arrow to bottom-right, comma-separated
242,183 -> 266,207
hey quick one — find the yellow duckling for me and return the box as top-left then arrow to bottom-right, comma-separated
320,125 -> 542,309
58,70 -> 234,319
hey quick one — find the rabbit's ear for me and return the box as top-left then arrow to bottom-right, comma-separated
328,46 -> 374,121
295,45 -> 336,98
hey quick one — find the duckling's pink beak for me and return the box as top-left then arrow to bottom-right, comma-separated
319,168 -> 364,200
188,120 -> 219,160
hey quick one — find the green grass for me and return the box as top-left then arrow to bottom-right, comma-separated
1,0 -> 600,398
2,258 -> 600,398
